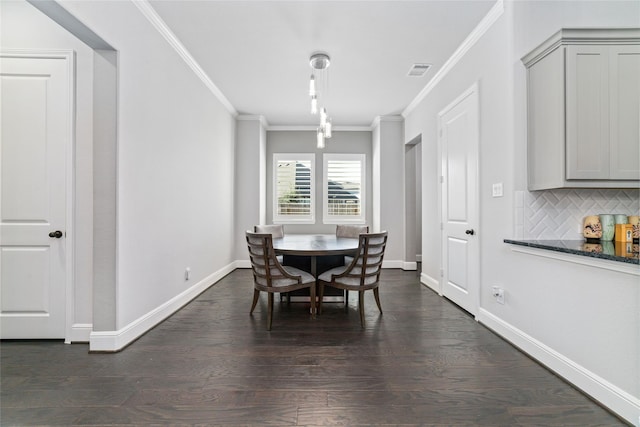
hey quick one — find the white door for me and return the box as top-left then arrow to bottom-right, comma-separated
1,52 -> 72,339
439,85 -> 479,316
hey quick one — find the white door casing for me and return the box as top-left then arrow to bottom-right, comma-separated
438,83 -> 480,316
0,50 -> 74,340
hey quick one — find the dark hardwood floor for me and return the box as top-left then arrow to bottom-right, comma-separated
1,269 -> 628,426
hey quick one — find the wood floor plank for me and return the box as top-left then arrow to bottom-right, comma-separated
0,269 -> 628,426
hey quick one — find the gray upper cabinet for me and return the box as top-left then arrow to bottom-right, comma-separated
522,29 -> 640,190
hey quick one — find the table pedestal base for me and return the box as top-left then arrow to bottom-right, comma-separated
288,295 -> 344,303
282,254 -> 345,302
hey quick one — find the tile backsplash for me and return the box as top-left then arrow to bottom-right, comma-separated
515,189 -> 640,240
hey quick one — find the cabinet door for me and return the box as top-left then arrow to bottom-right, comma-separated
527,47 -> 566,190
566,45 -> 609,180
609,45 -> 640,180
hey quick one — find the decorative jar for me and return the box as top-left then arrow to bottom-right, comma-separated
582,215 -> 602,241
599,214 -> 615,241
628,215 -> 639,242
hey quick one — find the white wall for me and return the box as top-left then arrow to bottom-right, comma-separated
1,0 -> 95,335
236,125 -> 411,268
404,0 -> 640,423
43,0 -> 237,347
372,117 -> 406,268
234,116 -> 267,262
265,130 -> 373,235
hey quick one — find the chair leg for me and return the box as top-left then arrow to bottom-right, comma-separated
250,289 -> 260,314
318,283 -> 325,314
358,290 -> 365,328
373,287 -> 383,313
309,284 -> 316,318
267,293 -> 274,331
345,290 -> 349,306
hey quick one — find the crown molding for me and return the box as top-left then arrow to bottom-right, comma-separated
267,125 -> 317,132
402,0 -> 504,118
266,125 -> 372,132
522,27 -> 640,67
236,115 -> 269,128
132,0 -> 237,117
370,115 -> 404,129
334,126 -> 373,132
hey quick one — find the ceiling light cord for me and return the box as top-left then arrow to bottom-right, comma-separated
308,52 -> 332,148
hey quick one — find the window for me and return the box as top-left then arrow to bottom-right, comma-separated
323,153 -> 365,224
273,153 -> 315,223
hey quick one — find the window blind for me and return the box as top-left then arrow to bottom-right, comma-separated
324,154 -> 365,223
273,154 -> 315,223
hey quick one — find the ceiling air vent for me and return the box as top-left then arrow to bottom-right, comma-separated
407,63 -> 431,77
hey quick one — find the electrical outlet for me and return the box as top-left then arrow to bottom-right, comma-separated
492,286 -> 505,305
185,267 -> 191,281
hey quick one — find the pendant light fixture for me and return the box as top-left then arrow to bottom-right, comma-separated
317,128 -> 325,149
309,74 -> 316,96
308,52 -> 332,148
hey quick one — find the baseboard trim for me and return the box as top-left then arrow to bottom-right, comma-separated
478,308 -> 640,425
89,262 -> 236,352
235,259 -> 251,269
382,260 -> 404,269
402,261 -> 417,271
69,323 -> 92,343
420,272 -> 440,294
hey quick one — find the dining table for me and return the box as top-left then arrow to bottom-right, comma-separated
272,234 -> 359,275
272,234 -> 360,302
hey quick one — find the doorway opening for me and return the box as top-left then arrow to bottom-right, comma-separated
24,0 -> 119,341
404,134 -> 422,272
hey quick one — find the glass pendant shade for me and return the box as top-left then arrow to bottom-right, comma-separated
311,96 -> 318,114
309,75 -> 316,96
325,119 -> 332,138
317,128 -> 325,149
320,108 -> 327,126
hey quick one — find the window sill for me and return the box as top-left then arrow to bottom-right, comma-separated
323,219 -> 366,225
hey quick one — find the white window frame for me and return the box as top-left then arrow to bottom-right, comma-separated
273,153 -> 315,224
323,153 -> 366,224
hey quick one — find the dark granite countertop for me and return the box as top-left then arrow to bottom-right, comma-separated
504,239 -> 639,265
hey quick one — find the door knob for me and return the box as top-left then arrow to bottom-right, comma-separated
49,230 -> 63,238
465,229 -> 475,235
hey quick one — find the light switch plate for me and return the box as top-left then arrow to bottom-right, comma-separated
492,183 -> 503,197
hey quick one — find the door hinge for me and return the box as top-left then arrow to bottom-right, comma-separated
440,175 -> 444,184
440,223 -> 444,230
440,269 -> 444,278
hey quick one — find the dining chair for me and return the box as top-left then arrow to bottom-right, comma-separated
254,224 -> 284,238
246,231 -> 316,330
317,231 -> 388,328
254,224 -> 285,263
336,224 -> 369,301
336,224 -> 369,239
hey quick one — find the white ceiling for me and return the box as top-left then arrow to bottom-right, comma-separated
148,0 -> 497,127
